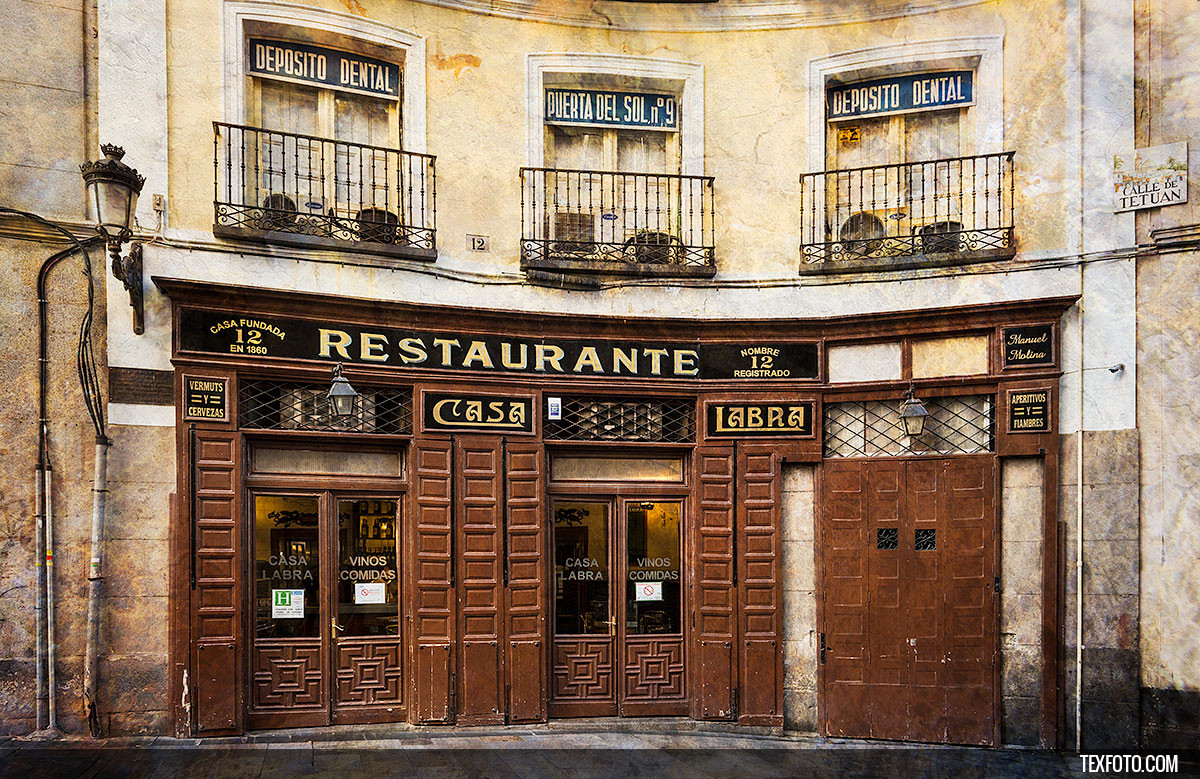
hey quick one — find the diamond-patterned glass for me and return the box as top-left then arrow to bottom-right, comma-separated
239,380 -> 412,435
544,397 -> 694,443
824,394 -> 993,458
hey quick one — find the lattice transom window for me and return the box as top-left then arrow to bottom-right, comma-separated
239,379 -> 412,434
824,394 -> 993,458
544,396 -> 694,443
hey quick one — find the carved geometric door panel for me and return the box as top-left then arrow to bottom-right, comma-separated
820,457 -> 997,746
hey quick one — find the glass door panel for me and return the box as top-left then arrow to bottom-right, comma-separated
254,495 -> 321,639
331,497 -> 404,722
249,494 -> 326,727
335,499 -> 400,636
618,499 -> 686,715
553,501 -> 611,635
549,500 -> 617,717
623,501 -> 682,635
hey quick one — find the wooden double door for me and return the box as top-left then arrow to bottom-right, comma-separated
549,497 -> 688,717
247,492 -> 405,729
821,457 -> 998,745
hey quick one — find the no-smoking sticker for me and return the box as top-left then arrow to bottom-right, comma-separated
635,582 -> 663,602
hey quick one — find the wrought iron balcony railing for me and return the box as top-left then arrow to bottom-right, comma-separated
520,167 -> 716,276
799,151 -> 1015,273
213,122 -> 436,259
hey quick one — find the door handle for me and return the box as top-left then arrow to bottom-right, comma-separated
331,619 -> 344,633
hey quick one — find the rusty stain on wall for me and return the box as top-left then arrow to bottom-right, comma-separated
339,0 -> 368,16
432,50 -> 481,78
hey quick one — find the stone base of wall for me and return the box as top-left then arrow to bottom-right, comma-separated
1141,687 -> 1200,750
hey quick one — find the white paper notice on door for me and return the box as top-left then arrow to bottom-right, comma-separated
635,581 -> 663,601
355,582 -> 386,604
271,589 -> 304,618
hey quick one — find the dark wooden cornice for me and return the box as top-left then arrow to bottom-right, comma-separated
153,276 -> 1078,342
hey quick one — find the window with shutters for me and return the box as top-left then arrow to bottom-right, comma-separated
799,66 -> 1014,271
214,28 -> 436,258
520,72 -> 714,275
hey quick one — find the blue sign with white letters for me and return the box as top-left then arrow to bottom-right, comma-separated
545,88 -> 678,130
827,71 -> 974,121
248,38 -> 400,99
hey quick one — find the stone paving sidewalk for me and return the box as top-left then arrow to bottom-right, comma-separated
0,721 -> 1103,779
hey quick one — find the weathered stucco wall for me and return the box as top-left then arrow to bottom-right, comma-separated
1134,0 -> 1200,750
781,464 -> 816,733
162,0 -> 1074,277
999,457 -> 1043,747
1061,430 -> 1141,750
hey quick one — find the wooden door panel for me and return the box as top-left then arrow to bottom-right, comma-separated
192,431 -> 241,734
821,460 -> 870,737
693,446 -> 736,720
505,443 -> 546,723
252,641 -> 323,710
334,638 -> 403,709
622,637 -> 686,701
456,437 -> 505,724
738,446 -> 781,725
551,637 -> 615,708
821,457 -> 997,745
416,643 -> 452,723
413,440 -> 454,723
866,460 -> 907,740
943,458 -> 997,745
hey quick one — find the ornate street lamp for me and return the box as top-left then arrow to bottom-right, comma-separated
80,144 -> 145,334
328,363 -> 359,417
898,384 -> 930,438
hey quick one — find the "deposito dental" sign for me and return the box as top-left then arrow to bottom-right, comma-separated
827,71 -> 974,121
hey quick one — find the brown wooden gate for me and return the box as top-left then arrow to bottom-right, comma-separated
821,457 -> 997,745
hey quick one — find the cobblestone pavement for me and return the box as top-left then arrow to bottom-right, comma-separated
0,720 -> 1135,778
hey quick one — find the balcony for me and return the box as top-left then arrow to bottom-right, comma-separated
213,122 -> 436,260
799,151 -> 1015,274
520,168 -> 716,277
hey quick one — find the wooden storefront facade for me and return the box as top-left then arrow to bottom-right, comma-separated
162,278 -> 1072,744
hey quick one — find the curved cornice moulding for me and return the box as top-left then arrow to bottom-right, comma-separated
407,0 -> 990,32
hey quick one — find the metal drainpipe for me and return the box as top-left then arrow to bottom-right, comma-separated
44,461 -> 57,731
1076,270 -> 1085,753
34,456 -> 46,730
17,220 -> 104,735
83,435 -> 110,736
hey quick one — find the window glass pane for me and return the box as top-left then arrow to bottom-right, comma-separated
551,456 -> 683,483
334,92 -> 394,211
625,502 -> 681,634
257,80 -> 320,211
254,495 -> 320,638
904,108 -> 960,162
549,125 -> 605,170
253,447 -> 401,476
616,130 -> 669,173
336,499 -> 400,636
554,502 -> 609,634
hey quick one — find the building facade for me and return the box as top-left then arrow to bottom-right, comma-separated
1,0 -> 1196,751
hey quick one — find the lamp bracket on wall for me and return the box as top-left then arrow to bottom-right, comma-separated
110,241 -> 144,335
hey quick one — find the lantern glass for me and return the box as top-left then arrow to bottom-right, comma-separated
88,177 -> 138,241
80,144 -> 145,243
327,366 -> 359,418
898,394 -> 929,437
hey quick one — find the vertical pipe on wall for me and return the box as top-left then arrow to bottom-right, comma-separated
84,436 -> 110,737
1076,270 -> 1085,754
34,461 -> 47,730
44,463 -> 58,731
